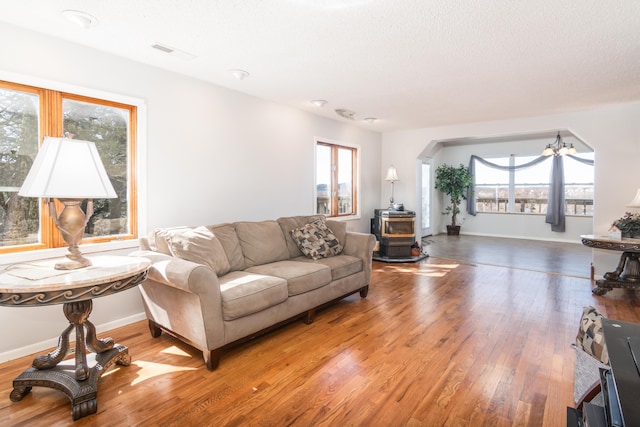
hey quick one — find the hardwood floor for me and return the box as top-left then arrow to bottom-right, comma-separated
1,256 -> 640,426
423,234 -> 593,278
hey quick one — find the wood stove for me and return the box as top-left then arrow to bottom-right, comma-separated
372,209 -> 416,258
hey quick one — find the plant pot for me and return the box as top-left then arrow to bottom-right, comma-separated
446,225 -> 461,236
411,247 -> 421,257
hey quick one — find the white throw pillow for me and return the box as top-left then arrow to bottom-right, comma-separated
167,226 -> 231,276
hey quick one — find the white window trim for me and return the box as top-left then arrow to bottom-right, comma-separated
313,136 -> 361,221
0,70 -> 147,265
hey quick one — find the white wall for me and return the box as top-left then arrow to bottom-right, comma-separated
0,23 -> 381,361
382,103 -> 640,276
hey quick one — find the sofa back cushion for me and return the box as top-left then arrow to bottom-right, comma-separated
207,223 -> 246,272
235,220 -> 290,268
325,219 -> 347,246
277,215 -> 326,258
166,226 -> 231,276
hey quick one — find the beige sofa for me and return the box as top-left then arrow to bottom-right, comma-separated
130,215 -> 375,370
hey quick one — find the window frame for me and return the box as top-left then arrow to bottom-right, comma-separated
314,138 -> 360,219
473,154 -> 594,217
0,78 -> 142,256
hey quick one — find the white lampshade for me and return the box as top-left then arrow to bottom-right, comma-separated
19,137 -> 117,199
627,189 -> 640,208
385,165 -> 399,182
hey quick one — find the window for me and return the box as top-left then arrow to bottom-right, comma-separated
474,157 -> 510,213
473,153 -> 593,215
315,141 -> 358,217
0,80 -> 138,253
513,155 -> 551,214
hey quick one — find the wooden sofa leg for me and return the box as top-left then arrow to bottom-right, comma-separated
304,308 -> 316,325
359,286 -> 369,298
148,320 -> 162,338
204,349 -> 221,371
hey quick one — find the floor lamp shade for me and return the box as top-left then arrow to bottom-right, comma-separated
19,137 -> 117,270
19,137 -> 117,199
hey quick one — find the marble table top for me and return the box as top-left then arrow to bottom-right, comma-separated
0,255 -> 150,306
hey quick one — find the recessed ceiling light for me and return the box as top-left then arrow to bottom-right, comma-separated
311,100 -> 328,107
61,10 -> 98,29
229,69 -> 250,80
364,117 -> 377,124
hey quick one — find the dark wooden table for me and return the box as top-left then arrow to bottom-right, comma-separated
580,234 -> 640,295
0,255 -> 150,420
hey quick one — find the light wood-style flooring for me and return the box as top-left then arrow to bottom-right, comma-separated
1,248 -> 640,426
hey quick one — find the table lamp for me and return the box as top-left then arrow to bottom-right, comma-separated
627,189 -> 640,208
19,137 -> 117,270
385,165 -> 400,207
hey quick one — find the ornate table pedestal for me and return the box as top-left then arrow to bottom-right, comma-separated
580,235 -> 640,295
0,256 -> 150,420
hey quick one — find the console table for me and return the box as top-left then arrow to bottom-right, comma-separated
580,235 -> 640,295
0,255 -> 150,420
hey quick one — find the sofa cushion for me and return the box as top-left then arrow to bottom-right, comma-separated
219,271 -> 288,320
166,226 -> 231,276
277,215 -> 326,258
294,254 -> 362,281
326,219 -> 347,247
246,260 -> 331,296
148,226 -> 193,255
290,219 -> 343,260
208,223 -> 246,272
235,220 -> 290,268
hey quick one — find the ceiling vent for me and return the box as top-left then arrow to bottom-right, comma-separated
151,43 -> 197,60
335,109 -> 356,120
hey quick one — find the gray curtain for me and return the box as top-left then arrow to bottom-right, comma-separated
467,154 -> 594,233
545,155 -> 565,232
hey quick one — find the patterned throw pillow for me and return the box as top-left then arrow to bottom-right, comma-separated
575,305 -> 609,365
290,219 -> 343,260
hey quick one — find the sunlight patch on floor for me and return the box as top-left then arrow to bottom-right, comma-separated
416,263 -> 460,277
161,345 -> 193,357
128,360 -> 197,386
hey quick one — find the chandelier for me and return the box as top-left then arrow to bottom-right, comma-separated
542,132 -> 577,156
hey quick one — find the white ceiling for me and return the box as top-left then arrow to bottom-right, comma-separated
1,0 -> 639,132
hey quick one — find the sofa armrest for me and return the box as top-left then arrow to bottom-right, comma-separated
131,250 -> 221,293
129,250 -> 225,351
342,232 -> 376,283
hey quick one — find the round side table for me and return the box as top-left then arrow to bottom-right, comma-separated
0,255 -> 150,420
581,234 -> 640,295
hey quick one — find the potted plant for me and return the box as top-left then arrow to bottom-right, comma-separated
434,163 -> 473,235
612,212 -> 640,238
411,241 -> 421,257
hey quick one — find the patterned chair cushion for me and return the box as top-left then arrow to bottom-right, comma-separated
290,219 -> 343,260
575,305 -> 609,365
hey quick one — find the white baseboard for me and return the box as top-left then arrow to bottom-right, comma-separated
0,312 -> 147,364
452,231 -> 583,245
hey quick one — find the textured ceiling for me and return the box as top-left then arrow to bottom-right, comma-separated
1,0 -> 639,132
